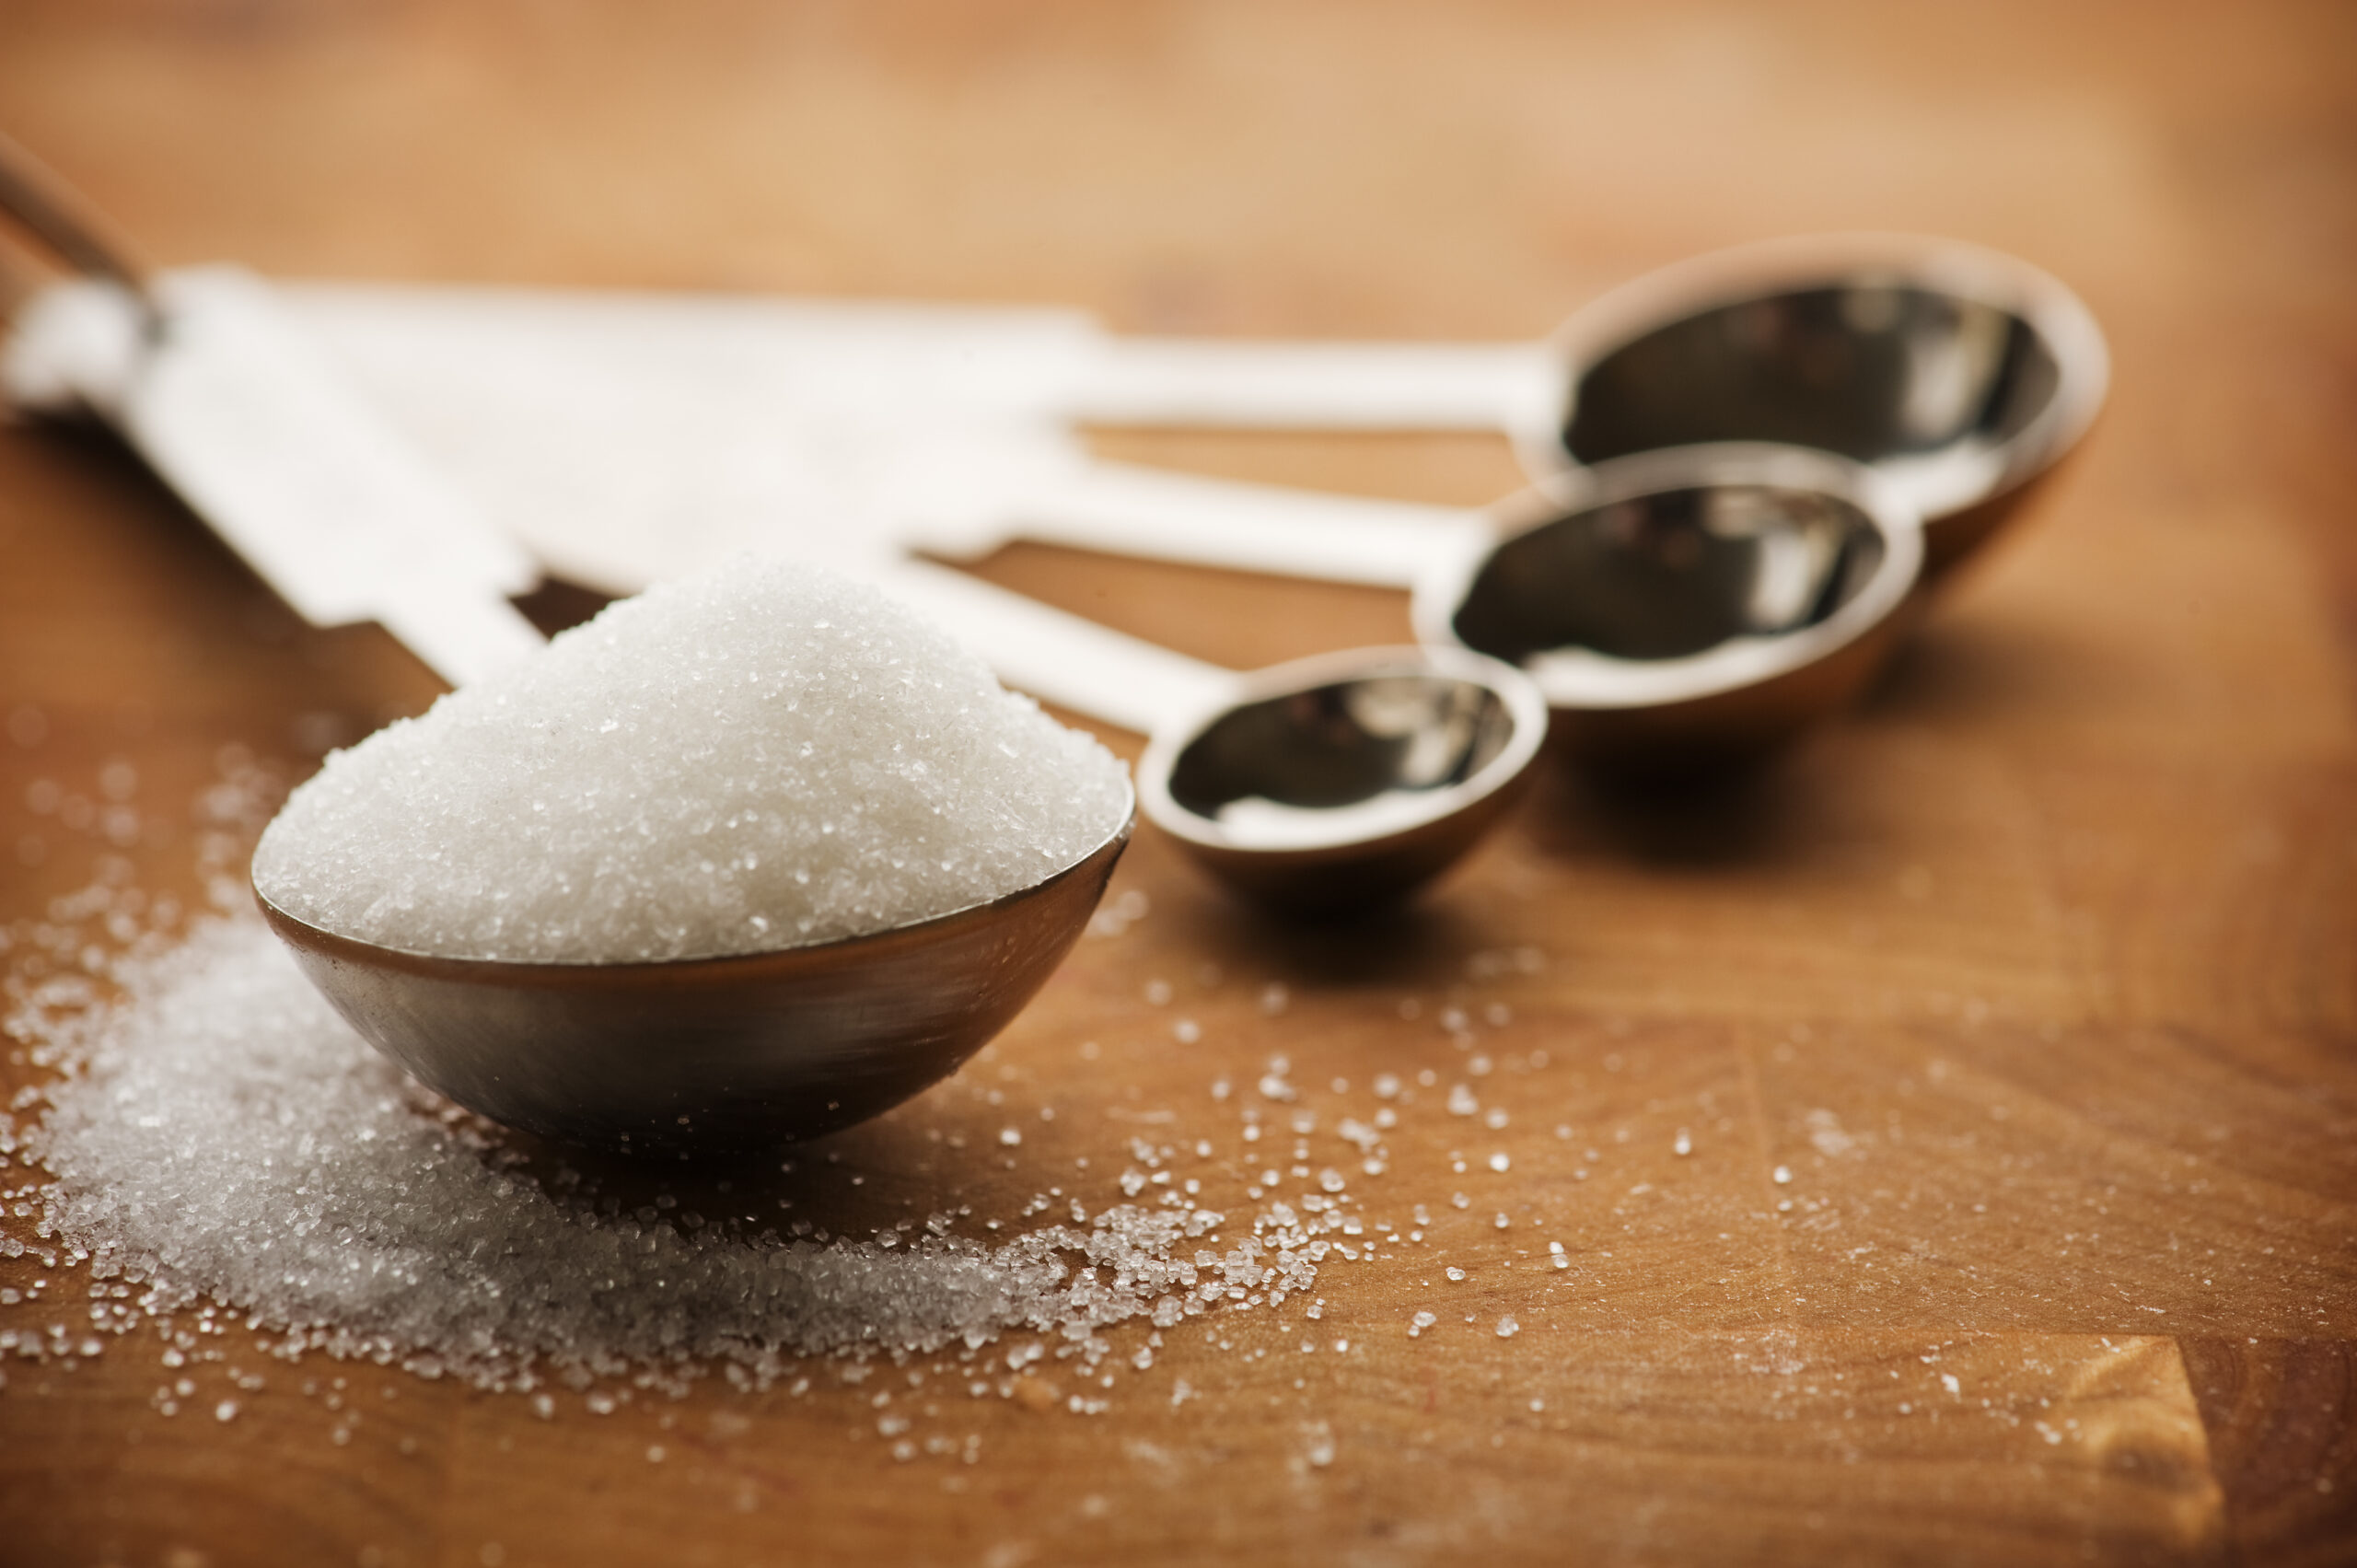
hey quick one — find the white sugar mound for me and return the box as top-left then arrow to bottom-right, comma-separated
251,559 -> 1130,963
23,918 -> 1214,1388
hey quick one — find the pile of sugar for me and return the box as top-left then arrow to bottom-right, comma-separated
2,755 -> 1608,1439
13,917 -> 1228,1391
250,560 -> 1130,963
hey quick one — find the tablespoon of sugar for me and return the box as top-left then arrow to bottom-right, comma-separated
252,557 -> 1545,1153
255,796 -> 1136,1152
0,138 -> 1109,1153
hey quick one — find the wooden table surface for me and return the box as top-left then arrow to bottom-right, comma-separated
2,3 -> 2353,1564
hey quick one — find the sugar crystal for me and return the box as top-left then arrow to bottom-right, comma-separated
16,918 -> 1250,1395
252,561 -> 1129,962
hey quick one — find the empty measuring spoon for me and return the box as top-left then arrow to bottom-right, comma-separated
862,562 -> 1549,913
912,446 -> 1921,773
27,234 -> 2095,587
1413,444 -> 1922,769
1068,233 -> 2105,578
31,235 -> 2087,593
1528,235 -> 2106,576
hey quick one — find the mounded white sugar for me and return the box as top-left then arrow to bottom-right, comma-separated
22,917 -> 1219,1389
250,559 -> 1130,963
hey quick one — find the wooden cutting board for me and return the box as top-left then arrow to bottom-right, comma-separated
1,3 -> 2351,1563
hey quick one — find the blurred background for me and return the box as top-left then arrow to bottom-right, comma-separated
5,0 -> 2351,675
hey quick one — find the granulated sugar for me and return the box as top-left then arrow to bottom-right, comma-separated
250,560 -> 1129,962
15,917 -> 1221,1391
2,755 -> 1620,1452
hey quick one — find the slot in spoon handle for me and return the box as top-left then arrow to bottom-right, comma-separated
876,558 -> 1230,737
1012,459 -> 1483,589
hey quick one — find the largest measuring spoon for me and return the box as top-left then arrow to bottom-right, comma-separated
1072,233 -> 2107,579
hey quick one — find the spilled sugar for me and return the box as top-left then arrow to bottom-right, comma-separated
0,753 -> 1618,1451
6,745 -> 2294,1483
251,560 -> 1130,963
11,917 -> 1236,1392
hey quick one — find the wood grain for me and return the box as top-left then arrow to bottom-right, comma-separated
3,2 -> 2353,1563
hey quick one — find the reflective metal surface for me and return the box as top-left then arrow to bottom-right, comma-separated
256,800 -> 1132,1151
1138,646 -> 1548,913
1526,236 -> 2107,575
1416,445 -> 1922,769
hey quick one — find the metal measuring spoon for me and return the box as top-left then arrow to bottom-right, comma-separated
865,562 -> 1551,915
23,238 -> 2096,598
1412,444 -> 1922,769
253,552 -> 1545,1152
1526,234 -> 2107,577
1066,234 -> 2106,581
0,138 -> 1126,1154
912,446 -> 1921,775
256,804 -> 1132,1152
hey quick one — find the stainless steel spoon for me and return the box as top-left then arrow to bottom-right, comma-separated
1064,233 -> 2106,581
253,552 -> 1549,1151
0,137 -> 1130,1154
21,237 -> 2099,596
1413,444 -> 1923,769
920,446 -> 1922,776
877,562 -> 1550,914
256,807 -> 1132,1152
1525,234 -> 2107,577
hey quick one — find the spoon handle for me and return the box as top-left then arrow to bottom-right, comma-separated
7,268 -> 544,689
876,559 -> 1230,737
1069,336 -> 1562,433
1005,459 -> 1481,589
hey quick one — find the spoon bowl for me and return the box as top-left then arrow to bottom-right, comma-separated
1528,235 -> 2107,577
1417,445 -> 1922,771
255,797 -> 1132,1152
873,562 -> 1550,914
1137,645 -> 1547,913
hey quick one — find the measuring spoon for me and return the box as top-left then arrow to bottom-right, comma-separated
0,136 -> 1097,1152
907,444 -> 1921,774
877,560 -> 1550,913
258,798 -> 1133,1152
26,234 -> 2094,588
263,234 -> 2094,588
255,558 -> 1544,1151
1071,233 -> 2107,578
1415,444 -> 1922,768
